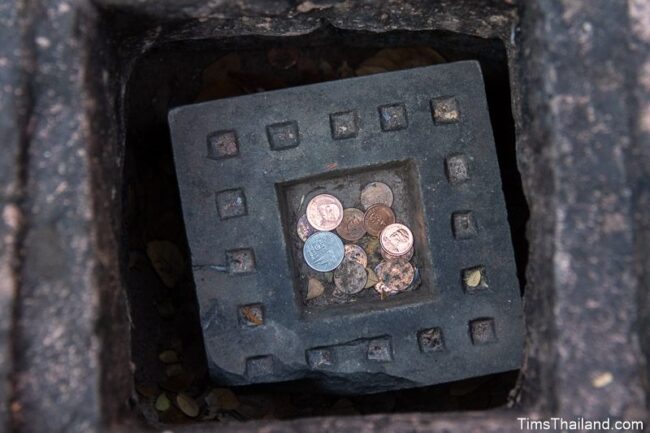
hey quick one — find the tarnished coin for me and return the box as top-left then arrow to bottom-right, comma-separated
357,236 -> 382,268
336,208 -> 367,241
375,282 -> 399,296
381,246 -> 414,261
303,232 -> 345,272
296,214 -> 316,242
333,260 -> 368,294
364,204 -> 396,237
360,181 -> 394,210
306,194 -> 344,231
373,259 -> 415,295
380,223 -> 414,256
344,244 -> 368,268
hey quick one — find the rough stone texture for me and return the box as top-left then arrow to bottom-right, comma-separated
516,0 -> 648,420
628,0 -> 650,402
0,0 -> 647,432
170,62 -> 523,393
0,0 -> 23,431
0,1 -> 130,433
7,1 -> 104,432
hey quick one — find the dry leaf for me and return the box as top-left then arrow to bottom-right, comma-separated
128,251 -> 148,271
592,371 -> 613,388
365,268 -> 379,288
355,65 -> 392,76
146,241 -> 184,288
206,388 -> 240,411
465,269 -> 482,287
159,372 -> 193,393
158,350 -> 179,364
196,53 -> 243,101
176,393 -> 200,418
155,393 -> 171,412
337,60 -> 354,78
165,364 -> 184,377
364,238 -> 380,254
267,47 -> 300,69
356,47 -> 446,76
240,306 -> 263,325
135,383 -> 158,398
306,278 -> 325,300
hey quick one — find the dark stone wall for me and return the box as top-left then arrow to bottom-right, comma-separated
0,0 -> 23,431
0,0 -> 647,432
517,0 -> 647,420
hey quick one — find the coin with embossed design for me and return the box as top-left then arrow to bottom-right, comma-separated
344,244 -> 368,268
381,246 -> 414,261
296,214 -> 316,242
336,208 -> 366,241
303,231 -> 344,272
306,194 -> 344,231
380,223 -> 414,256
333,259 -> 368,294
360,182 -> 394,210
364,204 -> 396,237
373,259 -> 414,295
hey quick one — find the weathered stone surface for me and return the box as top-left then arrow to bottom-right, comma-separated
516,0 -> 648,419
1,1 -> 129,432
0,0 -> 647,431
170,62 -> 523,393
8,1 -> 104,431
0,0 -> 22,431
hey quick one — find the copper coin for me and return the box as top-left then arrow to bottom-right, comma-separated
364,204 -> 396,237
380,223 -> 414,256
333,260 -> 368,295
373,259 -> 414,295
381,246 -> 414,261
360,181 -> 394,210
306,194 -> 344,231
296,214 -> 316,242
344,244 -> 368,268
336,208 -> 367,241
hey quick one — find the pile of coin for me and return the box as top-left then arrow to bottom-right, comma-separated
298,181 -> 418,298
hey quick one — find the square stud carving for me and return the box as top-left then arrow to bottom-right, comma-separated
462,266 -> 488,293
170,62 -> 525,392
239,303 -> 264,327
417,327 -> 445,352
267,120 -> 299,150
216,188 -> 247,219
431,96 -> 460,124
207,130 -> 239,159
367,337 -> 392,362
226,248 -> 256,275
469,318 -> 497,345
306,348 -> 335,368
378,103 -> 408,131
246,355 -> 274,378
445,153 -> 470,184
329,110 -> 359,139
452,211 -> 478,239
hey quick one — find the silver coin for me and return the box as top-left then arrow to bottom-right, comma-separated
303,232 -> 345,272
